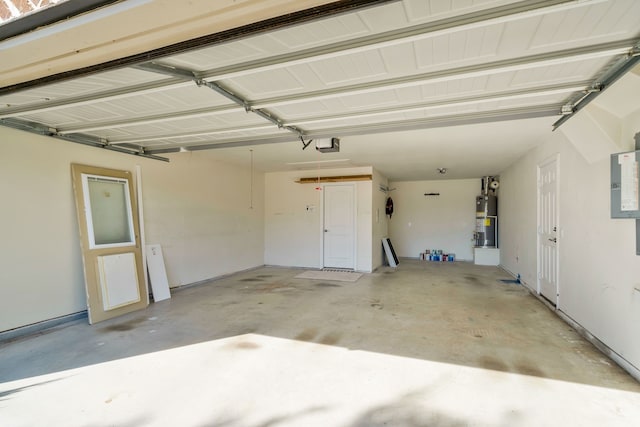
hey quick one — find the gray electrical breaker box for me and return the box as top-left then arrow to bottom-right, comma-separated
611,149 -> 640,218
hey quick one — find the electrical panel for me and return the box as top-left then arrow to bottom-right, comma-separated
611,150 -> 640,218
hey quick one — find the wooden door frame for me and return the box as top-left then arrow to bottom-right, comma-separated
71,163 -> 148,323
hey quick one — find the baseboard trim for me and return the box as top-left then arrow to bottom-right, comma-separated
555,310 -> 640,383
1,266 -> 267,340
500,267 -> 640,383
0,311 -> 87,343
169,265 -> 265,293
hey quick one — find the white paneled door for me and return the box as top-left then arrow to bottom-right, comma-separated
323,184 -> 355,269
538,157 -> 559,306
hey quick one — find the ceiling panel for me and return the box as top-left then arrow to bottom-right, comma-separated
143,85 -> 234,109
164,40 -> 269,71
294,89 -> 565,129
529,1 -> 640,50
352,1 -> 411,31
394,0 -> 516,26
590,0 -> 640,36
309,50 -> 388,86
508,57 -> 614,87
163,11 -> 372,72
98,112 -> 270,139
225,67 -> 306,98
10,84 -> 235,128
1,0 -> 638,179
0,68 -> 169,109
270,13 -> 370,49
414,29 -> 505,69
139,126 -> 293,148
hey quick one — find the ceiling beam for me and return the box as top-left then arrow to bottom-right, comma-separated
281,81 -> 590,127
553,46 -> 640,130
0,0 -> 392,95
0,78 -> 193,118
134,61 -> 305,139
56,104 -> 243,134
199,0 -> 594,82
109,124 -> 281,145
307,105 -> 560,138
93,81 -> 586,145
144,104 -> 561,154
0,117 -> 169,161
55,80 -> 588,134
0,0 -> 589,117
4,37 -> 630,123
251,39 -> 636,109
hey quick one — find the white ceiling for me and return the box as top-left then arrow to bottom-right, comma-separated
1,0 -> 639,181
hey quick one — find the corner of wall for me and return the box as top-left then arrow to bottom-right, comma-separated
499,113 -> 640,375
372,168 -> 390,270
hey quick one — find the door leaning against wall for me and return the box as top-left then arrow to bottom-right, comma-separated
71,164 -> 148,324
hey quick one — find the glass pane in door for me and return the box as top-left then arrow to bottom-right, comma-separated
85,176 -> 134,247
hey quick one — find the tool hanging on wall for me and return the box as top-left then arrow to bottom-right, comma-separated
386,197 -> 394,218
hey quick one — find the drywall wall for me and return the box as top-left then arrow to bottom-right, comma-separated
499,114 -> 640,373
372,169 -> 389,270
264,167 -> 375,272
387,179 -> 478,260
0,127 -> 264,332
356,179 -> 373,272
141,152 -> 264,287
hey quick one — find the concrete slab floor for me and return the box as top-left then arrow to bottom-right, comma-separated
1,260 -> 639,426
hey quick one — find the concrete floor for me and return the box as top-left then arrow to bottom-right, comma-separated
1,260 -> 639,426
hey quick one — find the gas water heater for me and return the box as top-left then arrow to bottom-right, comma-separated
474,177 -> 498,248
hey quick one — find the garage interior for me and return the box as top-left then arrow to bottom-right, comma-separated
1,0 -> 640,425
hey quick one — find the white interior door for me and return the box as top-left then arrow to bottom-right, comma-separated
71,164 -> 148,323
323,184 -> 355,269
538,157 -> 559,305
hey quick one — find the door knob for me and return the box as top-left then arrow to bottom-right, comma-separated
324,229 -> 328,232
548,238 -> 557,243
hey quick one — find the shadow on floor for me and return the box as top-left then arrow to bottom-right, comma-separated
0,261 -> 638,394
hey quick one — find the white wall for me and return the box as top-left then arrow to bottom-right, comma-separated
264,167 -> 375,272
387,179 -> 478,260
141,152 -> 264,287
499,112 -> 640,373
356,179 -> 373,272
0,127 -> 264,332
